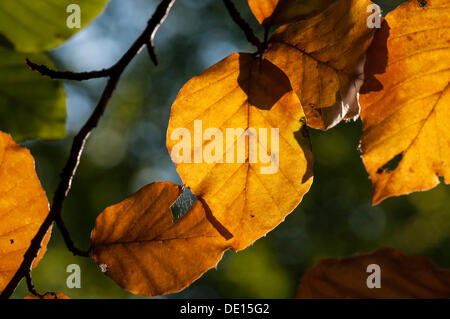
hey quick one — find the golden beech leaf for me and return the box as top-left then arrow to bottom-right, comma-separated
265,0 -> 376,129
166,52 -> 313,251
296,248 -> 450,298
247,0 -> 336,26
25,293 -> 70,299
91,181 -> 230,297
359,0 -> 450,204
0,131 -> 51,291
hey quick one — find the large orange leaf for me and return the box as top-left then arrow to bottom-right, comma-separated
0,131 -> 51,291
166,52 -> 313,251
247,0 -> 336,26
359,0 -> 450,204
265,0 -> 376,129
91,181 -> 230,296
296,248 -> 450,298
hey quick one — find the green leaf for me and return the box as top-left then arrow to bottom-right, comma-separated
0,46 -> 66,141
0,0 -> 109,52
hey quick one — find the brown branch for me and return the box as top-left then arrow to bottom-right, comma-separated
0,0 -> 176,299
223,0 -> 263,54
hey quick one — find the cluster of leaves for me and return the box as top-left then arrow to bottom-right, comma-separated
0,0 -> 449,298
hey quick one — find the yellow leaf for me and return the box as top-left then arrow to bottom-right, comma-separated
296,248 -> 450,298
91,181 -> 230,296
24,292 -> 70,299
166,53 -> 313,251
359,0 -> 450,204
0,131 -> 51,291
248,0 -> 336,26
265,0 -> 376,129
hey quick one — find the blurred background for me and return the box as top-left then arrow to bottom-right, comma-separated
12,0 -> 450,298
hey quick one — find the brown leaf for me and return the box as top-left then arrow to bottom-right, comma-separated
91,181 -> 230,296
24,292 -> 70,299
265,0 -> 376,129
166,53 -> 313,251
296,248 -> 450,298
247,0 -> 336,26
0,131 -> 51,291
359,0 -> 450,204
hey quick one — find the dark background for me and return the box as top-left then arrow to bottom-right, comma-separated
13,0 -> 450,298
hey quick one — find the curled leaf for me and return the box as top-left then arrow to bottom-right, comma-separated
265,0 -> 376,129
296,248 -> 450,298
359,0 -> 450,204
0,132 -> 51,291
166,53 -> 313,251
91,181 -> 230,296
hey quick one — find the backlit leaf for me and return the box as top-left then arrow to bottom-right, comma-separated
265,0 -> 376,129
0,0 -> 109,52
248,0 -> 336,26
91,181 -> 230,296
0,132 -> 51,291
359,0 -> 450,204
296,248 -> 450,298
166,53 -> 313,251
0,47 -> 66,141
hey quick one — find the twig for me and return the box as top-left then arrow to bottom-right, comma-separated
146,42 -> 159,66
26,59 -> 110,81
25,273 -> 42,298
26,0 -> 171,80
55,214 -> 90,257
223,0 -> 263,54
0,0 -> 176,299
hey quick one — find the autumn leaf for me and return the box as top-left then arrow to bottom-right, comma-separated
247,0 -> 336,26
359,0 -> 450,204
24,292 -> 70,299
166,52 -> 313,251
91,181 -> 230,296
0,131 -> 51,291
296,248 -> 450,298
265,0 -> 376,129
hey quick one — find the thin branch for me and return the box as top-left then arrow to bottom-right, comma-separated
146,42 -> 159,66
55,214 -> 90,257
26,59 -> 110,81
25,0 -> 173,81
223,0 -> 263,54
0,0 -> 176,299
25,273 -> 42,298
